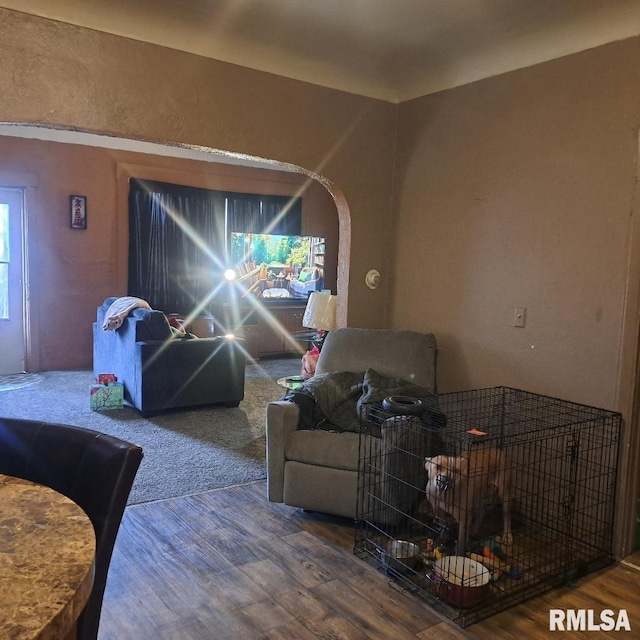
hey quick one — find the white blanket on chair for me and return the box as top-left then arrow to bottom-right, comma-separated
102,296 -> 151,331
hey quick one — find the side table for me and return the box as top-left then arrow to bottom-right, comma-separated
289,329 -> 320,350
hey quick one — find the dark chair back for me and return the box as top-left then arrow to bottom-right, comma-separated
0,418 -> 143,640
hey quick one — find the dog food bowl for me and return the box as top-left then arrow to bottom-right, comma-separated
379,540 -> 422,576
429,555 -> 491,608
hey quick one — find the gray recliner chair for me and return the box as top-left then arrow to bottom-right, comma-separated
266,327 -> 438,519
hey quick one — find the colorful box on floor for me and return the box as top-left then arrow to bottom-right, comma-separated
90,382 -> 124,411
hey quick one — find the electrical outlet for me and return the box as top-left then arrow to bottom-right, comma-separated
514,307 -> 527,328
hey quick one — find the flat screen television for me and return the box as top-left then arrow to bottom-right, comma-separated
229,232 -> 325,300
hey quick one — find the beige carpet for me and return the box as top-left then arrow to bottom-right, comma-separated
0,357 -> 299,504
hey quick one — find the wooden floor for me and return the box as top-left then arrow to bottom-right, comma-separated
100,481 -> 640,639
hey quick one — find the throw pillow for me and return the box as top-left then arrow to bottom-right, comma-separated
298,270 -> 310,283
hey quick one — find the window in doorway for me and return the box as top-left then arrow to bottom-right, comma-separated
0,203 -> 9,319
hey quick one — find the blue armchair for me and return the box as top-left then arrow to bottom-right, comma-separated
93,297 -> 246,416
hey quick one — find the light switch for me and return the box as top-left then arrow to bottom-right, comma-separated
514,307 -> 527,328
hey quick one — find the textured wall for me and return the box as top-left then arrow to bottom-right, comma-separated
0,8 -> 396,368
392,38 -> 640,413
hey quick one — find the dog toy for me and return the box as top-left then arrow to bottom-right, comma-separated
469,543 -> 524,581
422,539 -> 436,560
483,537 -> 504,557
484,541 -> 522,579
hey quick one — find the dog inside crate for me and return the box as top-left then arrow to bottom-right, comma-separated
423,442 -> 514,554
361,402 -> 515,554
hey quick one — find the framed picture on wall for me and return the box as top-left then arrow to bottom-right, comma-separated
70,195 -> 87,230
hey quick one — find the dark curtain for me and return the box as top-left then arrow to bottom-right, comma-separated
226,193 -> 302,235
128,181 -> 303,314
128,180 -> 226,314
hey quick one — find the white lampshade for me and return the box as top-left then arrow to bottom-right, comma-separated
303,292 -> 337,331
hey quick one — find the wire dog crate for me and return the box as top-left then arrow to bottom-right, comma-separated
354,387 -> 622,627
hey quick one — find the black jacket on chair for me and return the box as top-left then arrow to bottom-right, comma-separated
93,297 -> 246,416
0,417 -> 143,640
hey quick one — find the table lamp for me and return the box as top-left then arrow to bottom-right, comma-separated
302,291 -> 337,350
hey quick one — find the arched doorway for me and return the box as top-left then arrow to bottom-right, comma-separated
0,124 -> 351,370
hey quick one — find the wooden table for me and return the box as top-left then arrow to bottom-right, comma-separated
0,474 -> 96,640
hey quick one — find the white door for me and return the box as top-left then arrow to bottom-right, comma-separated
0,188 -> 25,374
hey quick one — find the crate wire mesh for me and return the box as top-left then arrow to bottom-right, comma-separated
354,387 -> 622,627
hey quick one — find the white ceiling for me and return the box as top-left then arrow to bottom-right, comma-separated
3,0 -> 640,102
